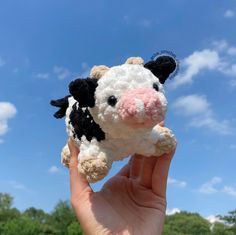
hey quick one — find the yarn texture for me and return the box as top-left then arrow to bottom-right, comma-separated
51,56 -> 177,182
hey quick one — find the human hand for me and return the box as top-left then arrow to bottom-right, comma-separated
68,138 -> 176,235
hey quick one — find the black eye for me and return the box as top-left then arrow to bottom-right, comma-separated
107,95 -> 117,107
153,83 -> 159,92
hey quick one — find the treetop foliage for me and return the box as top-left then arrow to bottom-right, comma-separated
0,192 -> 235,235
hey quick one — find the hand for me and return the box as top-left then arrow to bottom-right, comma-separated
68,138 -> 175,235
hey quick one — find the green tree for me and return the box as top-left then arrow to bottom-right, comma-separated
67,221 -> 83,235
23,207 -> 58,235
218,209 -> 236,235
221,210 -> 236,225
23,207 -> 48,223
163,211 -> 211,235
1,217 -> 42,235
49,200 -> 77,235
0,193 -> 13,211
211,222 -> 236,235
0,193 -> 20,222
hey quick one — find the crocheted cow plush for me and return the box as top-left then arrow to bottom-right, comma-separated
51,56 -> 177,182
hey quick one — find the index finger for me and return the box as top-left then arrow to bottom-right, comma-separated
68,139 -> 92,203
152,149 -> 176,198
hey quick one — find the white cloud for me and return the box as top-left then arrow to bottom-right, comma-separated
35,73 -> 50,80
190,116 -> 232,135
0,102 -> 17,136
222,186 -> 236,197
198,177 -> 222,194
171,40 -> 236,89
224,64 -> 236,77
171,49 -> 220,88
172,94 -> 232,135
48,166 -> 60,174
212,40 -> 228,51
0,57 -> 6,66
168,177 -> 187,188
53,66 -> 71,80
198,177 -> 236,198
224,9 -> 235,18
206,215 -> 222,224
172,95 -> 210,116
213,40 -> 236,56
166,208 -> 181,215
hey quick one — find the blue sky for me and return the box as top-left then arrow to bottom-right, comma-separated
0,0 -> 236,221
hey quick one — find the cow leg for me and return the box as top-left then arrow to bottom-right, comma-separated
78,142 -> 113,183
151,125 -> 177,156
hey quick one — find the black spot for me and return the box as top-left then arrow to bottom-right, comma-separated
153,83 -> 159,92
107,96 -> 117,107
69,103 -> 105,142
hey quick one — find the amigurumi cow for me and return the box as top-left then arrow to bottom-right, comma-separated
51,55 -> 177,183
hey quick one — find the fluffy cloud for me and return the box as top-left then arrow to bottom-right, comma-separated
171,49 -> 220,88
189,116 -> 231,135
168,177 -> 187,188
0,102 -> 17,136
171,40 -> 236,89
172,94 -> 232,135
53,66 -> 71,80
198,177 -> 236,198
166,208 -> 181,215
206,215 -> 223,224
198,177 -> 222,194
48,166 -> 60,174
222,186 -> 236,197
224,9 -> 235,18
172,95 -> 210,116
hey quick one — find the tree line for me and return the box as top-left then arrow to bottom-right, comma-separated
0,192 -> 235,235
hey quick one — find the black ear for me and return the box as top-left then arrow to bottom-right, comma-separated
50,95 -> 70,119
69,78 -> 98,108
144,55 -> 177,84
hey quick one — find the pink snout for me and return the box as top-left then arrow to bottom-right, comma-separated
117,87 -> 166,127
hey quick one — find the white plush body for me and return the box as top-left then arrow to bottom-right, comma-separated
61,63 -> 176,182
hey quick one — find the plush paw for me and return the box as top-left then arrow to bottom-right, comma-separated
78,152 -> 112,183
61,145 -> 71,168
154,126 -> 177,156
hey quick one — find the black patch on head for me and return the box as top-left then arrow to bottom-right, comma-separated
69,78 -> 98,108
50,95 -> 71,119
144,55 -> 177,84
69,103 -> 105,142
